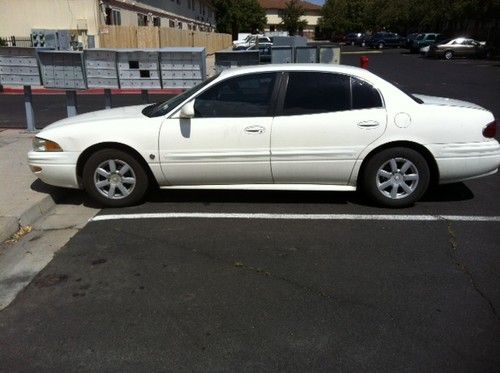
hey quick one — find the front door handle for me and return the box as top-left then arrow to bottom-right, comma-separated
357,120 -> 380,128
244,125 -> 265,134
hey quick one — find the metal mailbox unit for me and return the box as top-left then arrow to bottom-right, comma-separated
84,49 -> 119,89
318,45 -> 341,65
117,50 -> 161,89
0,47 -> 42,131
271,46 -> 293,64
37,50 -> 86,89
0,47 -> 41,86
214,51 -> 260,73
160,47 -> 206,89
295,47 -> 317,63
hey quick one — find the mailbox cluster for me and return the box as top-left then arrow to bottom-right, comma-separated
118,50 -> 161,89
84,49 -> 119,88
0,47 -> 207,90
271,45 -> 341,65
214,51 -> 260,73
0,47 -> 41,86
38,50 -> 86,89
160,47 -> 206,89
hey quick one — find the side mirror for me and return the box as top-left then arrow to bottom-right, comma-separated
180,100 -> 195,119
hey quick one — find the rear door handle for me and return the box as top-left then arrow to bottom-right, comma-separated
357,120 -> 380,128
244,125 -> 265,134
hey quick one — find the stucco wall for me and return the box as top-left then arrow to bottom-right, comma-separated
0,0 -> 100,37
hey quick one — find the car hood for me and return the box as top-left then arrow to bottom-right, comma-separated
43,104 -> 149,130
413,94 -> 486,110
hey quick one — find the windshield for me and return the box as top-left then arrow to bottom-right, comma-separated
142,74 -> 219,118
416,34 -> 424,40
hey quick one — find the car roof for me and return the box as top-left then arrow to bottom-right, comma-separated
218,64 -> 378,81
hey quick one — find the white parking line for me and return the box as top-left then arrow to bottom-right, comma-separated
90,213 -> 500,222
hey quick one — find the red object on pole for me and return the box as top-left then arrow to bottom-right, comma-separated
360,56 -> 369,69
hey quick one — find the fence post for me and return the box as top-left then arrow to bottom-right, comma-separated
141,89 -> 149,104
23,85 -> 36,132
66,91 -> 78,117
104,89 -> 112,109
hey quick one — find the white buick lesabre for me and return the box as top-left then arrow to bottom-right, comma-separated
28,64 -> 499,208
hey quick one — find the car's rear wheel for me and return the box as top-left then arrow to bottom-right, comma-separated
83,149 -> 149,207
361,148 -> 430,208
444,50 -> 454,60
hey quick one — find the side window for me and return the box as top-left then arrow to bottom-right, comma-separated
351,77 -> 383,110
194,73 -> 276,118
283,72 -> 350,115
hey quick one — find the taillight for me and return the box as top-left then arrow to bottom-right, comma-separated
483,120 -> 496,138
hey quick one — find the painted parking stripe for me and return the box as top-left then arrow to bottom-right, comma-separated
90,213 -> 500,222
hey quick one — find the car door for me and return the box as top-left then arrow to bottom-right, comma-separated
271,71 -> 387,184
159,72 -> 278,185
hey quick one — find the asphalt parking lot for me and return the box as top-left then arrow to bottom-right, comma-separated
0,49 -> 499,371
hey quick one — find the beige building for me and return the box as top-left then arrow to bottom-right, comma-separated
0,0 -> 216,48
258,0 -> 322,39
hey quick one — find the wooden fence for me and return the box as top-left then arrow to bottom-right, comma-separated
99,26 -> 232,54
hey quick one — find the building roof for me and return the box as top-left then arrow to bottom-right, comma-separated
258,0 -> 322,11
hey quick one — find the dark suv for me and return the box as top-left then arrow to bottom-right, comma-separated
367,32 -> 406,49
409,33 -> 446,53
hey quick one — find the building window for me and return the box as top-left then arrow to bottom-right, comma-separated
137,13 -> 148,26
153,17 -> 161,27
105,8 -> 121,25
169,19 -> 175,27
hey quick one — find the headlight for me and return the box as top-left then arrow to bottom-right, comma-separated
32,137 -> 63,152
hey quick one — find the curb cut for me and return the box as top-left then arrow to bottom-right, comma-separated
1,193 -> 62,243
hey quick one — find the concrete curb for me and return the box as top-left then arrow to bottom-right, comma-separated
0,193 -> 62,243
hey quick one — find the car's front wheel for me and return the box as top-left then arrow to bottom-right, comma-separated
361,148 -> 430,208
444,50 -> 454,60
83,149 -> 149,207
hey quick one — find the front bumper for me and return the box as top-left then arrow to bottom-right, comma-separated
28,151 -> 81,189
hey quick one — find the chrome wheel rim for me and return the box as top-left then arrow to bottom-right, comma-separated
94,159 -> 136,200
376,158 -> 419,200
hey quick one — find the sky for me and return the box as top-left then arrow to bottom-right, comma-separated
307,0 -> 326,5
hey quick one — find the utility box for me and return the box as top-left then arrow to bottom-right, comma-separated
318,45 -> 341,65
214,51 -> 260,73
117,50 -> 160,89
37,50 -> 86,89
271,46 -> 293,64
0,47 -> 41,86
31,29 -> 71,50
159,47 -> 206,89
295,47 -> 317,63
84,49 -> 119,88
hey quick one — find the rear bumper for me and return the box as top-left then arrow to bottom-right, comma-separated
28,151 -> 81,189
429,141 -> 500,184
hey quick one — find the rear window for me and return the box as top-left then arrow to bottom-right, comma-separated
351,77 -> 383,109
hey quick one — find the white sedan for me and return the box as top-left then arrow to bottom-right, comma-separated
28,64 -> 500,208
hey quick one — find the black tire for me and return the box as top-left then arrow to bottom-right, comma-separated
444,50 -> 453,60
83,148 -> 149,207
378,42 -> 384,49
361,147 -> 430,208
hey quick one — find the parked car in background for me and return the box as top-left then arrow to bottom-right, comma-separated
409,33 -> 446,53
367,32 -> 406,49
405,33 -> 419,48
233,35 -> 272,50
427,37 -> 493,60
345,32 -> 367,46
28,65 -> 499,208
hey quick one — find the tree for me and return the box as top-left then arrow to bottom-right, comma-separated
211,0 -> 267,39
280,0 -> 308,36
